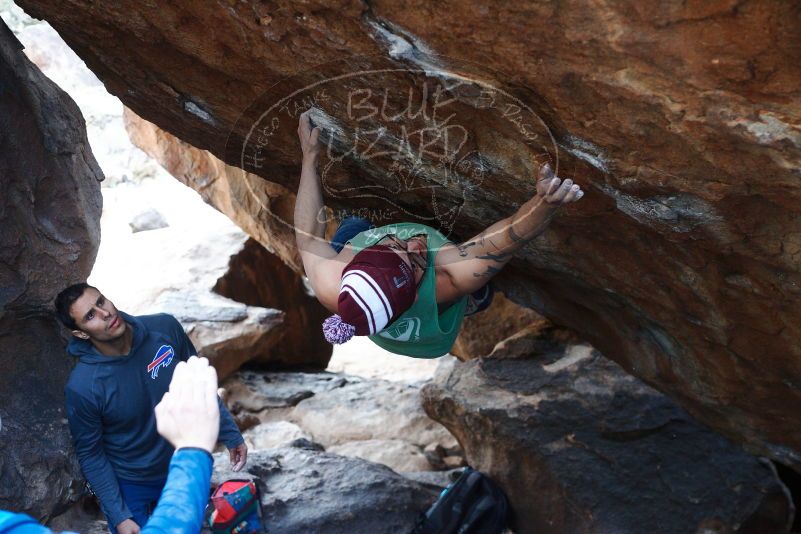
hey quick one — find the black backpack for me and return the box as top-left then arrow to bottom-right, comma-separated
412,467 -> 509,534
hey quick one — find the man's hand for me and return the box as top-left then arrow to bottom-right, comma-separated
536,163 -> 584,204
154,356 -> 220,453
228,442 -> 248,472
294,108 -> 341,311
297,110 -> 321,160
116,518 -> 140,534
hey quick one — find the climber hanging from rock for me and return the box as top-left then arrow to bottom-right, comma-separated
294,110 -> 584,358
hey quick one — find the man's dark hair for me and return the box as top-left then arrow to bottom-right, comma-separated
55,283 -> 96,330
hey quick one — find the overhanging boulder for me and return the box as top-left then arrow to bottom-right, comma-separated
14,0 -> 801,470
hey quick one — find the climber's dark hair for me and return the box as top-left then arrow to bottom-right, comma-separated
54,283 -> 95,330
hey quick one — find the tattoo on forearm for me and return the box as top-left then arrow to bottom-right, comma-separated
472,265 -> 501,278
507,225 -> 539,246
457,242 -> 476,257
507,225 -> 525,243
477,251 -> 512,262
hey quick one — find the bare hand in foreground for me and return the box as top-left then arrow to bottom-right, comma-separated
297,110 -> 321,160
116,518 -> 140,534
155,356 -> 220,453
536,163 -> 584,205
228,441 -> 248,472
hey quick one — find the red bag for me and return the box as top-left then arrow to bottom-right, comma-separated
206,479 -> 263,533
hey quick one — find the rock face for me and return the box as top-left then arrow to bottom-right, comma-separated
213,238 -> 332,370
124,113 -> 333,370
422,349 -> 793,533
243,421 -> 311,451
327,439 -> 432,473
212,446 -> 437,533
88,183 -> 286,380
290,377 -> 457,449
155,291 -> 284,381
123,108 -> 308,273
15,0 -> 801,470
223,369 -> 461,474
0,19 -> 102,519
452,291 -> 547,360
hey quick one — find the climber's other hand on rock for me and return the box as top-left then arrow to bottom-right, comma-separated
536,163 -> 584,205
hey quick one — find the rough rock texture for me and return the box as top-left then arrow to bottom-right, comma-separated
212,446 -> 437,533
451,291 -> 544,360
124,113 -> 333,370
223,369 -> 462,475
243,421 -> 311,451
487,320 -> 580,361
155,291 -> 284,380
328,438 -> 432,473
15,0 -> 801,470
5,4 -> 157,189
213,238 -> 332,370
223,370 -> 348,416
289,376 -> 457,449
422,350 -> 793,533
0,19 -> 102,519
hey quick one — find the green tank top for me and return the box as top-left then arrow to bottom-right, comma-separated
346,223 -> 467,358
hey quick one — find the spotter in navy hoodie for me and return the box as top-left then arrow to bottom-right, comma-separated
64,312 -> 243,528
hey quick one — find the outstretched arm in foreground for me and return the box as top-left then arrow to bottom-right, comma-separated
436,163 -> 583,302
143,356 -> 220,533
294,110 -> 341,311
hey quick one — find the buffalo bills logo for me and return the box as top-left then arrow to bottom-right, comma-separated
147,345 -> 174,379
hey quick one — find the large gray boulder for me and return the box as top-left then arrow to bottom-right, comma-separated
423,347 -> 794,533
223,370 -> 461,474
0,19 -> 102,519
212,446 -> 437,533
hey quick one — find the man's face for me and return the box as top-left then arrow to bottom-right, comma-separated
69,287 -> 126,342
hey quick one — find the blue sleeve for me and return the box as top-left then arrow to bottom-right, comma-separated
0,511 -> 55,533
65,387 -> 132,528
218,397 -> 244,449
141,448 -> 212,533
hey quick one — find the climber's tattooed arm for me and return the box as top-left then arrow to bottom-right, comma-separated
457,241 -> 477,257
507,224 -> 527,245
472,265 -> 501,278
434,163 -> 584,303
476,251 -> 513,262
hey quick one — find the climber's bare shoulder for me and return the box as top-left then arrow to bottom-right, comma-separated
300,244 -> 357,313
